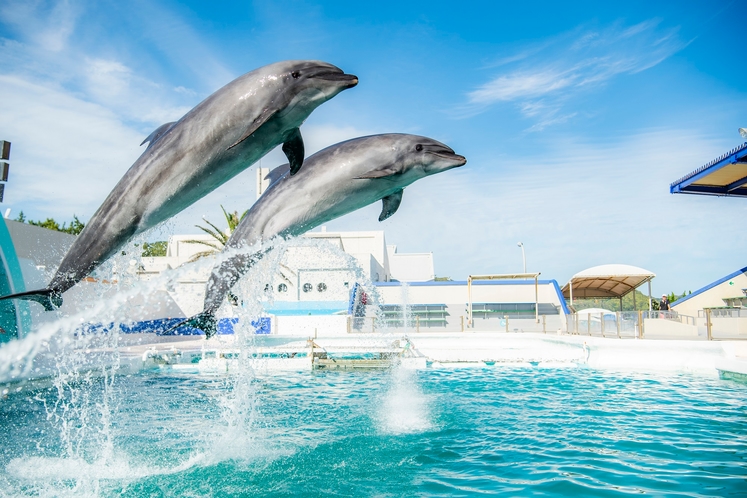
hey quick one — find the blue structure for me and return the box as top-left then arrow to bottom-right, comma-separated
84,317 -> 272,336
670,142 -> 747,197
0,218 -> 28,342
669,266 -> 747,308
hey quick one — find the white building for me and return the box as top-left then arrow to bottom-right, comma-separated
138,227 -> 437,316
672,266 -> 747,317
386,245 -> 434,282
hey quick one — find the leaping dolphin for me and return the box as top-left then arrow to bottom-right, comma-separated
1,61 -> 358,311
170,134 -> 467,337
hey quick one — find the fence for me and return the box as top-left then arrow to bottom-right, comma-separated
348,313 -> 565,334
566,309 -> 747,340
344,308 -> 747,340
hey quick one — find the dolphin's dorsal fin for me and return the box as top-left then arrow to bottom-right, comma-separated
140,122 -> 176,148
283,128 -> 304,175
265,163 -> 291,186
227,107 -> 279,151
356,167 -> 400,179
379,189 -> 404,222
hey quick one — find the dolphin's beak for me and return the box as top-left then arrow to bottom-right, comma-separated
308,66 -> 359,89
451,154 -> 467,167
424,144 -> 467,167
436,153 -> 467,166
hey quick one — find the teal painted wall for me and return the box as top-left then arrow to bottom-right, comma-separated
0,218 -> 27,342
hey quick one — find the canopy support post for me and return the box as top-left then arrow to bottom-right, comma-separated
467,276 -> 473,328
570,281 -> 573,306
648,280 -> 652,312
535,275 -> 539,323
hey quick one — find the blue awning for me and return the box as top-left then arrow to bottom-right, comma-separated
670,142 -> 747,197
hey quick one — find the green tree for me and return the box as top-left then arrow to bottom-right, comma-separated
141,241 -> 168,257
64,216 -> 85,235
571,289 -> 657,312
185,206 -> 248,262
669,290 -> 691,304
15,211 -> 85,235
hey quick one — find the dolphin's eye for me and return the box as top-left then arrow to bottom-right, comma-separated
291,71 -> 301,79
416,144 -> 423,152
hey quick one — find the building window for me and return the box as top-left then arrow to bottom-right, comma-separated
278,283 -> 288,293
303,283 -> 313,293
317,283 -> 327,292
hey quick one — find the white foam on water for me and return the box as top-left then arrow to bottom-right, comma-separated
6,453 -> 204,480
3,452 -> 206,498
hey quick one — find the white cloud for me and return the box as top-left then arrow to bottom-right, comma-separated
81,57 -> 192,125
0,0 -> 243,225
465,20 -> 689,126
469,69 -> 576,103
0,74 -> 143,218
0,0 -> 77,52
0,6 -> 196,129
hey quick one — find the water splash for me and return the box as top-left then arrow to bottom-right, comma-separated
0,232 -> 381,496
201,235 -> 375,462
375,364 -> 433,435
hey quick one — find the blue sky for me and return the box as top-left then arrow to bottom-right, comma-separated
0,0 -> 745,296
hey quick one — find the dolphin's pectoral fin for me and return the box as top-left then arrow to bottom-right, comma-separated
163,312 -> 218,339
283,128 -> 304,175
379,189 -> 404,222
140,122 -> 176,148
227,108 -> 279,150
0,289 -> 63,311
356,167 -> 400,179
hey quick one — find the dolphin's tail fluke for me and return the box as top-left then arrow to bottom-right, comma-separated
164,311 -> 218,339
0,289 -> 63,311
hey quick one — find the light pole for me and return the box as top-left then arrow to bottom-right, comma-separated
517,242 -> 526,273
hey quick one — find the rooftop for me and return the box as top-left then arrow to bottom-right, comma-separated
670,142 -> 747,197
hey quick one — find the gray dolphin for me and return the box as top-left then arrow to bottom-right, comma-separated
2,60 -> 358,310
170,133 -> 467,337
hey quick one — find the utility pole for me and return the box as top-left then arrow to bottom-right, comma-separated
0,141 -> 9,203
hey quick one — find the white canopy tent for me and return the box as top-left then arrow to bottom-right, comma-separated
561,264 -> 656,311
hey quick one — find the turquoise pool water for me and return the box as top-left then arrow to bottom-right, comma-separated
1,366 -> 745,496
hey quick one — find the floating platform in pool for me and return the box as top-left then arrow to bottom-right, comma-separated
133,337 -> 418,372
715,357 -> 747,382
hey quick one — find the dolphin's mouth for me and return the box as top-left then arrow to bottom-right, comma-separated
424,144 -> 467,166
307,66 -> 359,88
431,152 -> 467,166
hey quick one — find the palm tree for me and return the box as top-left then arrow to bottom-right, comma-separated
185,206 -> 248,262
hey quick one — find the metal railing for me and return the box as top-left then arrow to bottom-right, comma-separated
567,312 -> 638,338
343,309 -> 747,340
699,308 -> 747,318
348,314 -> 564,334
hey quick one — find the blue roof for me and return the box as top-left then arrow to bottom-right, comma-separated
670,142 -> 747,197
672,266 -> 747,306
375,279 -> 556,286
